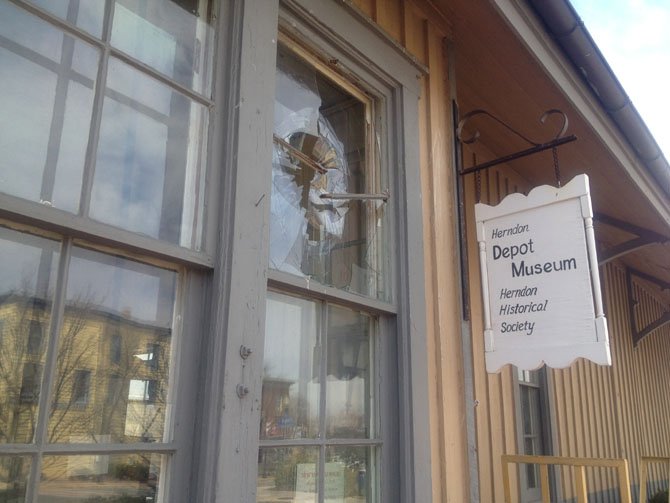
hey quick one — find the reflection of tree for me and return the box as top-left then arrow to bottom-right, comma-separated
45,295 -> 169,447
0,289 -> 46,492
47,296 -> 98,444
0,289 -> 170,484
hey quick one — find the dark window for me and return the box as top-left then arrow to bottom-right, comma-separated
27,320 -> 43,355
146,343 -> 160,370
110,333 -> 122,365
107,375 -> 123,405
71,370 -> 91,406
19,363 -> 42,404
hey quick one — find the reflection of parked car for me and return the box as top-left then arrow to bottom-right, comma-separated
264,409 -> 299,439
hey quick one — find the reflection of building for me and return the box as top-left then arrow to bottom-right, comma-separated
0,293 -> 169,476
0,296 -> 171,442
1,0 -> 669,501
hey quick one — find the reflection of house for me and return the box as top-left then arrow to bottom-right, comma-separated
0,294 -> 170,451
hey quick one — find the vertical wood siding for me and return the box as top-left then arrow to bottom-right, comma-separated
348,1 -> 468,501
462,145 -> 670,502
464,152 -> 528,502
352,2 -> 669,501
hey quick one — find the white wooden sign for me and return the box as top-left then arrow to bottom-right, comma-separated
475,174 -> 610,372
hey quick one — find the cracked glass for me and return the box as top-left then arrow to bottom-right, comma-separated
270,45 -> 389,301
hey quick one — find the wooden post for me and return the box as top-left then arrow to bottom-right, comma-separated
540,464 -> 550,503
574,465 -> 588,503
617,459 -> 632,503
639,458 -> 649,503
502,456 -> 512,503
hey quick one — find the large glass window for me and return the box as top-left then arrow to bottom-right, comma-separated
0,0 -> 215,249
0,224 -> 180,499
0,0 -> 217,500
261,39 -> 387,503
258,292 -> 376,503
270,44 -> 389,301
518,368 -> 551,502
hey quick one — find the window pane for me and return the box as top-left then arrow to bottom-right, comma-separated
27,0 -> 105,37
520,386 -> 531,435
47,246 -> 176,444
270,45 -> 388,300
91,57 -> 209,248
257,447 -> 318,503
0,227 -> 60,444
325,446 -> 375,502
261,292 -> 320,440
0,456 -> 31,501
39,453 -> 162,502
111,0 -> 215,95
524,458 -> 539,489
0,2 -> 98,212
326,305 -> 372,439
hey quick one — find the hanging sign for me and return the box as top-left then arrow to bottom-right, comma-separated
475,174 -> 610,372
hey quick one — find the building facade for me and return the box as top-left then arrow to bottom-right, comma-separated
0,0 -> 668,502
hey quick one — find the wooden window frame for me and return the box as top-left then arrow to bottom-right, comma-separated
191,0 -> 431,501
0,0 -> 230,500
0,0 -> 220,267
514,367 -> 560,503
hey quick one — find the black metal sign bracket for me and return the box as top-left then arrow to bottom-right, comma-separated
456,109 -> 577,177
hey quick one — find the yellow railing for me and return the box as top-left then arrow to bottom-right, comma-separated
639,456 -> 670,503
501,454 -> 632,503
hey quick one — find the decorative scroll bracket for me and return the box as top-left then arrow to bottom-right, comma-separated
593,212 -> 669,346
456,109 -> 577,176
595,212 -> 670,265
626,267 -> 670,346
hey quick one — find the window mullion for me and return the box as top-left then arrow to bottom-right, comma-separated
77,0 -> 113,218
10,0 -> 104,49
25,237 -> 72,503
268,270 -> 397,315
318,301 -> 328,503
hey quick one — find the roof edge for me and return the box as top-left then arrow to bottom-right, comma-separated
527,0 -> 670,198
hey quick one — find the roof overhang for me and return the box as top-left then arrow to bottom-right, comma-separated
443,0 -> 669,304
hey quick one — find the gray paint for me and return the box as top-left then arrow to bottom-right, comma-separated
194,0 -> 279,501
449,35 -> 481,503
396,84 -> 433,503
0,1 -> 433,501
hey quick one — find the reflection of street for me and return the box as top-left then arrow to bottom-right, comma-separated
257,474 -> 315,503
256,475 -> 365,503
38,479 -> 153,502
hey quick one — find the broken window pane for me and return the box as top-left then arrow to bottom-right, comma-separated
270,45 -> 388,301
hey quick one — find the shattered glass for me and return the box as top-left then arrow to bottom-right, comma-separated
270,46 -> 388,301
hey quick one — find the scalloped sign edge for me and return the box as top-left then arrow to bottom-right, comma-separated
475,174 -> 611,373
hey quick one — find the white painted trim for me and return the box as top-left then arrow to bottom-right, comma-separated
475,175 -> 611,372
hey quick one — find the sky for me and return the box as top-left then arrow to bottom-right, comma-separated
570,0 -> 670,160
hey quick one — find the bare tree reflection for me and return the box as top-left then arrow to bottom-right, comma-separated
0,288 -> 169,494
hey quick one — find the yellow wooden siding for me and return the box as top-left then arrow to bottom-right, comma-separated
462,154 -> 670,501
464,156 -> 528,502
350,2 -> 669,502
349,1 -> 468,501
